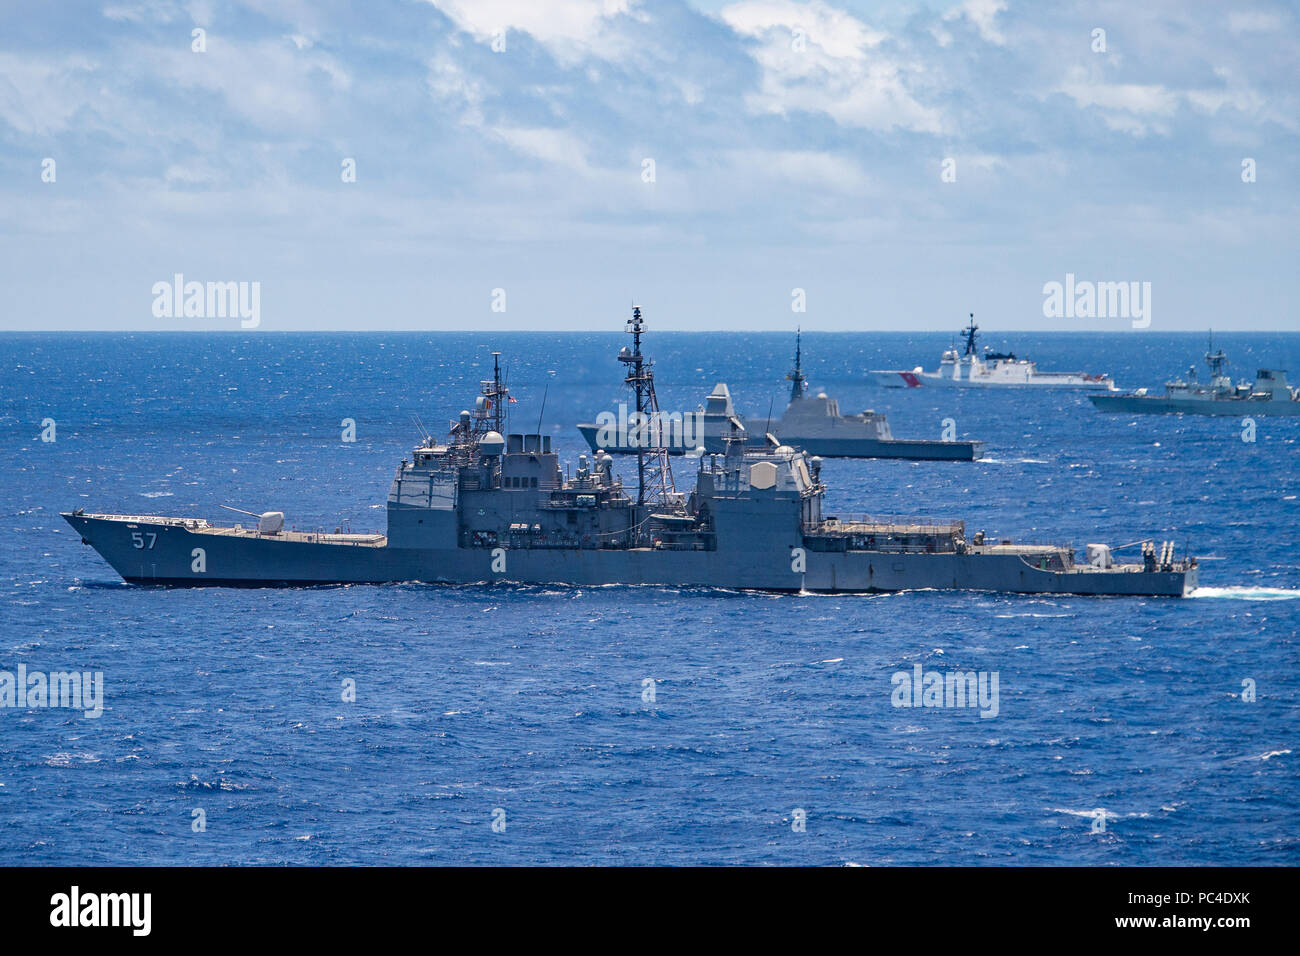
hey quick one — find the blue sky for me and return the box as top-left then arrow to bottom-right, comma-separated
1,0 -> 1296,330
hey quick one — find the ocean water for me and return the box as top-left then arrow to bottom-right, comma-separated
1,330 -> 1297,866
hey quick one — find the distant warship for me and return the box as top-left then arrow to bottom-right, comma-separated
64,307 -> 1195,595
1090,342 -> 1299,416
871,315 -> 1116,390
579,332 -> 985,461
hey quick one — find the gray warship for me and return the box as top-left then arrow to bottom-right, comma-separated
64,308 -> 1196,596
578,333 -> 984,461
1090,343 -> 1300,416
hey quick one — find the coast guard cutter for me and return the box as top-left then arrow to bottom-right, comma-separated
871,315 -> 1116,390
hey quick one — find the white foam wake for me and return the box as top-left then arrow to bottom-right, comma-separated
1189,586 -> 1300,601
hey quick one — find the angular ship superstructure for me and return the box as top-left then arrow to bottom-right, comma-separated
64,309 -> 1196,596
871,315 -> 1116,390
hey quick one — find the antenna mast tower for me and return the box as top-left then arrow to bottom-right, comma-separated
618,306 -> 674,507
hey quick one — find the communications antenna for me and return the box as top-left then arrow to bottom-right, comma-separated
617,306 -> 674,506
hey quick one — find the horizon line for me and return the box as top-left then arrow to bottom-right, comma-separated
1,327 -> 1296,335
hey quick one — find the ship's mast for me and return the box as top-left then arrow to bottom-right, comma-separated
492,352 -> 505,435
962,314 -> 978,356
471,351 -> 509,442
618,306 -> 673,507
786,328 -> 807,403
1205,331 -> 1228,380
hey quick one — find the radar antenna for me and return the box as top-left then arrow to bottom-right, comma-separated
471,351 -> 509,442
786,328 -> 807,402
618,305 -> 674,507
962,314 -> 979,356
1204,330 -> 1228,378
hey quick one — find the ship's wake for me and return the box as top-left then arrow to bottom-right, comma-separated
1190,586 -> 1300,601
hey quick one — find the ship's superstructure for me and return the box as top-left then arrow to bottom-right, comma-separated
871,315 -> 1116,389
64,309 -> 1197,596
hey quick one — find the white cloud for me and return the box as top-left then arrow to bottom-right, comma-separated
720,0 -> 945,133
424,0 -> 637,62
427,50 -> 487,125
491,125 -> 595,174
951,152 -> 1005,173
101,1 -> 182,23
722,0 -> 887,57
1185,87 -> 1263,117
944,0 -> 1007,46
147,37 -> 353,130
1056,63 -> 1280,136
1058,78 -> 1179,116
0,34 -> 353,141
0,54 -> 99,136
720,148 -> 872,194
1054,66 -> 1179,135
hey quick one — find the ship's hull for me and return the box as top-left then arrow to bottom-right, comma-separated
775,436 -> 984,460
64,513 -> 1194,597
871,370 -> 1116,390
1090,394 -> 1300,416
577,424 -> 983,461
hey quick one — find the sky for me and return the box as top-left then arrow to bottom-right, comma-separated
1,0 -> 1297,331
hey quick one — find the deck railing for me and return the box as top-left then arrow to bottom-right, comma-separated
813,515 -> 966,536
85,513 -> 385,546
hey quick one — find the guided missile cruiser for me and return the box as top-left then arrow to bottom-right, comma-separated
64,309 -> 1196,596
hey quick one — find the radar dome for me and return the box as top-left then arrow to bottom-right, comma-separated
479,431 -> 505,457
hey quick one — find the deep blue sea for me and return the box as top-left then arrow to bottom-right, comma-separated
2,331 -> 1297,865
